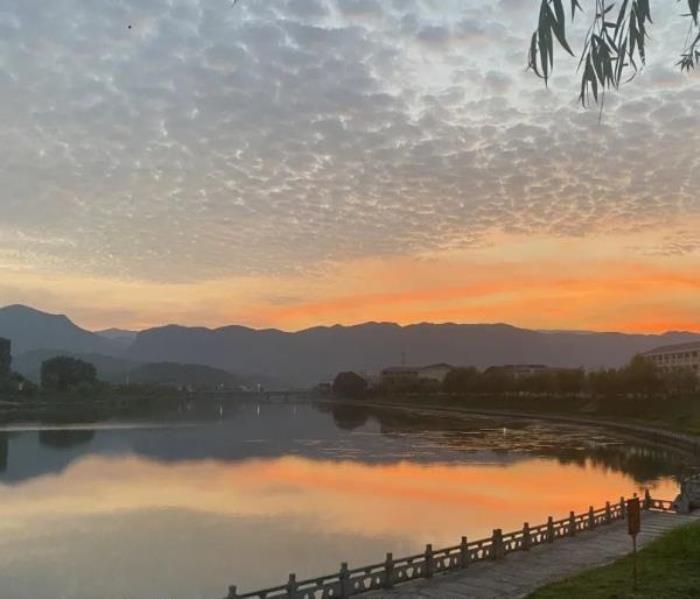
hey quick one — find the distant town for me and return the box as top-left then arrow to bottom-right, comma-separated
2,310 -> 699,404
325,341 -> 700,400
0,304 -> 699,424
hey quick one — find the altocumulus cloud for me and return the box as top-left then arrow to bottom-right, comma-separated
0,0 -> 698,283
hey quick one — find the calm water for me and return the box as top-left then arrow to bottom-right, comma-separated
0,401 -> 687,599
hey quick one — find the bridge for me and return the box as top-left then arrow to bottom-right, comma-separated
224,493 -> 699,599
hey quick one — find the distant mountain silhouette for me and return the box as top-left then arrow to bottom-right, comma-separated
127,321 -> 700,387
128,361 -> 244,389
95,328 -> 139,340
3,305 -> 699,388
0,305 -> 118,355
95,327 -> 139,351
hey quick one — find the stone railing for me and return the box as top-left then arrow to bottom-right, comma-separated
224,491 -> 675,599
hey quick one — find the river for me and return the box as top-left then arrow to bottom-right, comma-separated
0,400 -> 688,599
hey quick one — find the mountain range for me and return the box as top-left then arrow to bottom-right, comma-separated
1,304 -> 699,388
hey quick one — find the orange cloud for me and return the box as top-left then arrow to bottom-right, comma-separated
2,230 -> 698,333
251,256 -> 700,333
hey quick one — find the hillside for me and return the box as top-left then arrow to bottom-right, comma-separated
128,362 -> 243,389
0,305 -> 118,355
12,350 -> 139,384
94,328 -> 139,351
126,321 -> 700,387
12,350 -> 250,390
3,305 -> 699,389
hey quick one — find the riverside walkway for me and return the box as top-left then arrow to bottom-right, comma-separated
225,497 -> 698,599
365,509 -> 700,599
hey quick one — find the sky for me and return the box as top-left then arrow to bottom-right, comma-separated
0,0 -> 699,332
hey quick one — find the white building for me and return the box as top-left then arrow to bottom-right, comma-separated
380,364 -> 454,386
380,366 -> 420,386
489,364 -> 550,378
419,363 -> 454,383
643,341 -> 700,377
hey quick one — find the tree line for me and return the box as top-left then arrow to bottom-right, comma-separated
444,356 -> 697,397
0,340 -> 99,396
332,355 -> 698,400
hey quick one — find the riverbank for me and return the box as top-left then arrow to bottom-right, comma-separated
4,389 -> 700,459
0,390 -> 307,425
526,520 -> 700,598
343,394 -> 700,456
365,510 -> 700,599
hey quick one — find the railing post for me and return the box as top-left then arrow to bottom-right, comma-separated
227,585 -> 238,599
339,562 -> 351,598
643,489 -> 652,510
492,529 -> 505,559
424,544 -> 434,578
522,522 -> 531,550
567,511 -> 576,537
384,552 -> 394,589
620,496 -> 626,520
588,506 -> 595,530
605,501 -> 612,524
460,536 -> 469,568
286,573 -> 298,599
546,516 -> 555,543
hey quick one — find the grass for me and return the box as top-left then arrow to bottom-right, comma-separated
527,522 -> 700,599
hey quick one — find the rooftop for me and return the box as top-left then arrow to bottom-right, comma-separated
644,341 -> 700,355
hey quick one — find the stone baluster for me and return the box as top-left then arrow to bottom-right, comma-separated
339,562 -> 351,598
459,536 -> 469,568
424,544 -> 434,578
568,511 -> 576,537
546,516 -> 555,543
230,497 -> 664,599
522,522 -> 531,550
492,529 -> 505,559
384,552 -> 394,589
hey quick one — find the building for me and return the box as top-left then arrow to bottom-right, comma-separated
487,364 -> 550,378
380,364 -> 454,386
643,341 -> 700,377
418,363 -> 454,383
380,366 -> 420,386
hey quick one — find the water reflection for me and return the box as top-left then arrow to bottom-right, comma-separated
0,433 -> 7,472
0,401 -> 689,599
38,429 -> 96,449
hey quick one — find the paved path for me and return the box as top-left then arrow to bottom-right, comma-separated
365,510 -> 700,599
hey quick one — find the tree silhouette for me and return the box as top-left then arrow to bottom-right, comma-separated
0,338 -> 10,381
529,0 -> 699,104
332,371 -> 368,399
41,356 -> 97,392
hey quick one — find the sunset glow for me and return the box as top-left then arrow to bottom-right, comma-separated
0,1 -> 698,333
0,454 -> 677,546
4,231 -> 698,333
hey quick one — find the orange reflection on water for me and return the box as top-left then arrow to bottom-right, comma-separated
0,454 -> 678,546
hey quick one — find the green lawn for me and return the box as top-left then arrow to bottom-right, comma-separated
527,522 -> 700,599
